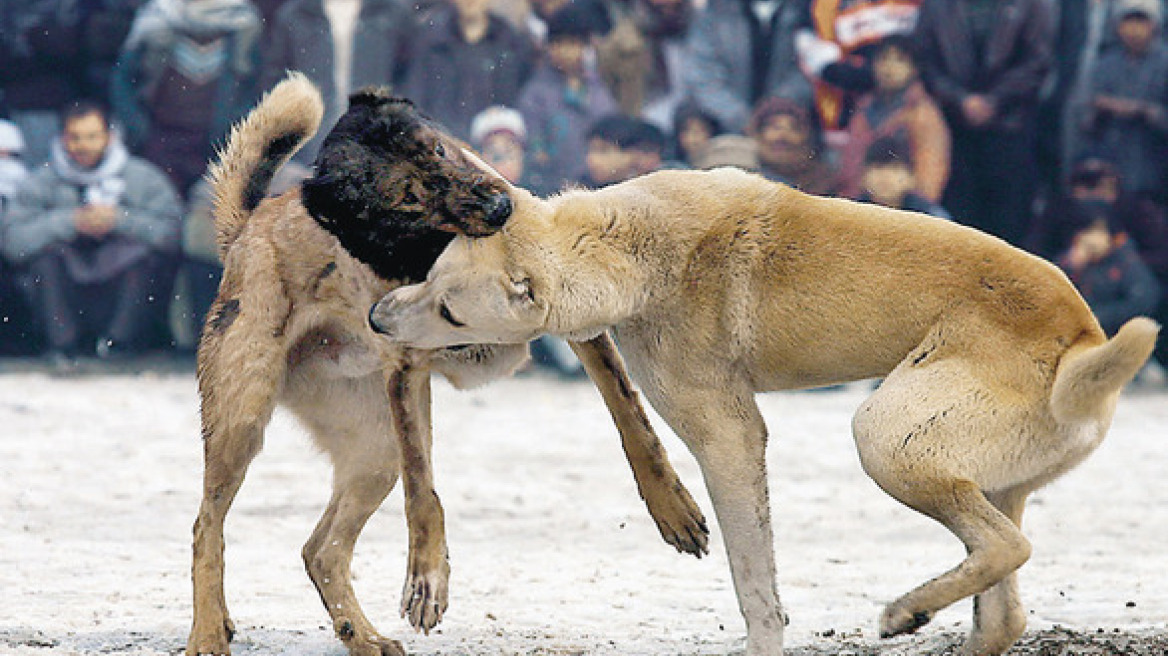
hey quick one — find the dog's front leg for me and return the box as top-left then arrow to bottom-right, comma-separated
388,352 -> 450,634
569,333 -> 709,557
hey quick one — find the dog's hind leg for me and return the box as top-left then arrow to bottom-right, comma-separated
853,365 -> 1033,654
964,488 -> 1029,656
387,354 -> 451,635
188,300 -> 289,655
293,374 -> 407,656
570,333 -> 710,557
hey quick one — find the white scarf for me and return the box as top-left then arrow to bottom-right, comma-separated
49,133 -> 131,205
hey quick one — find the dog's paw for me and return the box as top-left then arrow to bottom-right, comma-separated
337,620 -> 406,656
646,478 -> 710,558
186,616 -> 234,655
400,560 -> 450,634
879,602 -> 932,638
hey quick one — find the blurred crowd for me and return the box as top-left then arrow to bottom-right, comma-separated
0,0 -> 1165,381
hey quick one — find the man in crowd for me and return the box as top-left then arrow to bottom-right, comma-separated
1,100 -> 181,371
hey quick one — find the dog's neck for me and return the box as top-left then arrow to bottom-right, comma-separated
345,229 -> 454,285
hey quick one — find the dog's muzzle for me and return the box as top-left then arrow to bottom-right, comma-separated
483,192 -> 512,228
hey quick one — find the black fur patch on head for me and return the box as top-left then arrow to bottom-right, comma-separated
302,89 -> 511,283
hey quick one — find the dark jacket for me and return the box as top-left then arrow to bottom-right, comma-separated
261,0 -> 411,162
913,0 -> 1053,132
403,8 -> 535,140
682,0 -> 812,134
1060,238 -> 1161,336
0,0 -> 83,111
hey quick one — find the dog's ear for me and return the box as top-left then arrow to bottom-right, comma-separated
349,86 -> 394,107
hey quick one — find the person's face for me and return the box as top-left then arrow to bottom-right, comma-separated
62,112 -> 111,171
585,138 -> 635,185
480,132 -> 525,184
861,163 -> 916,208
873,46 -> 917,93
451,0 -> 490,21
755,114 -> 809,168
1070,170 -> 1120,203
547,36 -> 588,76
1117,14 -> 1157,54
678,117 -> 714,163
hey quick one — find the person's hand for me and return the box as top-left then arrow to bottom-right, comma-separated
961,95 -> 996,127
74,203 -> 118,238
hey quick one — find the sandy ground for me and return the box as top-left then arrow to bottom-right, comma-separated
0,368 -> 1165,655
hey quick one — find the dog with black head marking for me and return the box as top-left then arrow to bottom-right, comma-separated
188,73 -> 707,656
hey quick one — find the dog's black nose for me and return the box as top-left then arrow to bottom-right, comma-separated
484,193 -> 512,227
369,303 -> 388,335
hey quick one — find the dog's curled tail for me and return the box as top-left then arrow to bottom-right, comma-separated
1050,317 -> 1159,424
208,71 -> 325,259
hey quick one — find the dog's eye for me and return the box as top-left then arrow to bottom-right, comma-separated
438,300 -> 465,327
402,190 -> 419,205
509,277 -> 535,303
434,142 -> 446,158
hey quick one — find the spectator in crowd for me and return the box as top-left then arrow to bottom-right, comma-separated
1057,214 -> 1161,338
1,100 -> 181,369
1079,0 -> 1168,200
1037,0 -> 1117,199
794,0 -> 922,139
262,0 -> 412,165
748,96 -> 839,196
110,0 -> 263,200
520,0 -> 610,45
682,0 -> 812,134
669,100 -> 722,168
595,0 -> 695,126
856,136 -> 951,218
1026,155 -> 1168,366
578,113 -> 641,188
838,34 -> 950,203
626,118 -> 667,176
79,0 -> 147,103
913,0 -> 1053,246
0,120 -> 30,210
470,105 -> 530,187
404,0 -> 535,141
0,119 -> 40,356
0,0 -> 85,167
519,6 -> 618,195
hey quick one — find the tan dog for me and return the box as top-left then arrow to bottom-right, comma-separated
187,75 -> 707,656
366,167 -> 1159,655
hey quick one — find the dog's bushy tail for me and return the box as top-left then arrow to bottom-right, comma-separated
208,71 -> 324,259
1050,317 -> 1159,424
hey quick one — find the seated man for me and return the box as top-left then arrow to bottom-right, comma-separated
2,99 -> 181,368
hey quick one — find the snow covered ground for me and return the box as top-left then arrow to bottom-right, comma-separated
0,368 -> 1165,655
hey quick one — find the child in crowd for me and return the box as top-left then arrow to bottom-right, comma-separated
669,101 -> 722,168
1057,215 -> 1161,337
625,119 -> 667,176
470,106 -> 529,186
748,96 -> 839,196
579,114 -> 641,187
857,137 -> 950,218
839,34 -> 950,202
1081,0 -> 1168,198
519,6 -> 618,195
